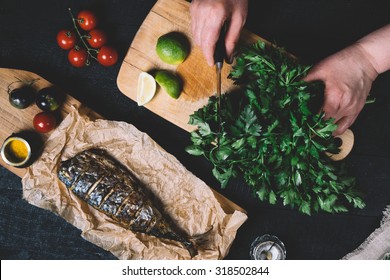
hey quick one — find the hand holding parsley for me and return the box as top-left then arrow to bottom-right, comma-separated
304,24 -> 390,136
186,41 -> 365,215
304,44 -> 377,136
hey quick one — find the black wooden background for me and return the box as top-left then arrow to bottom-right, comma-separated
0,0 -> 389,260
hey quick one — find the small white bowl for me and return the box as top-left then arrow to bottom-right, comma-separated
1,136 -> 32,167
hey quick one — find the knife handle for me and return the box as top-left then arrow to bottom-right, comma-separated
214,23 -> 227,65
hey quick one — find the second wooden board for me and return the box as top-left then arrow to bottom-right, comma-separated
117,0 -> 261,132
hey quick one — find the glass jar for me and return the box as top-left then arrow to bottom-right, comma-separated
250,234 -> 286,260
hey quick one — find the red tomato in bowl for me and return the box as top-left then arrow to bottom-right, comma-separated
77,10 -> 98,31
56,30 -> 76,50
87,29 -> 107,48
68,47 -> 88,68
97,46 -> 118,66
33,112 -> 57,133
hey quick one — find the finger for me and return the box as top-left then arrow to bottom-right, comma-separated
303,69 -> 320,82
304,69 -> 344,122
189,2 -> 201,46
191,18 -> 199,46
225,6 -> 248,62
334,115 -> 355,136
225,9 -> 247,62
322,88 -> 342,121
194,19 -> 203,47
201,18 -> 224,66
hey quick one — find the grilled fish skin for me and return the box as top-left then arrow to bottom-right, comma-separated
57,148 -> 197,257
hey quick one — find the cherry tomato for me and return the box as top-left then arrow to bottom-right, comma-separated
87,29 -> 107,48
77,10 -> 98,31
56,30 -> 76,50
36,87 -> 63,112
97,46 -> 118,66
68,47 -> 88,68
9,86 -> 35,109
33,112 -> 57,133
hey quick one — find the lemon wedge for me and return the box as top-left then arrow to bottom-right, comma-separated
136,72 -> 156,106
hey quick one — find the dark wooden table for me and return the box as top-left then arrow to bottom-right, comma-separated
1,0 -> 389,260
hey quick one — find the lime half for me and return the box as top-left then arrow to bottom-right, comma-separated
137,72 -> 156,106
155,70 -> 182,99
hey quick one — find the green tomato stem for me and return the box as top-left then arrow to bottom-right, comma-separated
68,8 -> 99,62
7,77 -> 40,94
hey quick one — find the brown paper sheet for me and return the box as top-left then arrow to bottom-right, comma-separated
21,107 -> 247,259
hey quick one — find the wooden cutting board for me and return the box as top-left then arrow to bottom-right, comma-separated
116,0 -> 355,159
0,68 -> 100,178
0,67 -> 244,214
117,0 -> 262,132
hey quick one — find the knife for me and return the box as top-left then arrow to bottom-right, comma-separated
214,23 -> 226,147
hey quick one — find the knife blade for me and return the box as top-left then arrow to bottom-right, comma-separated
214,23 -> 226,147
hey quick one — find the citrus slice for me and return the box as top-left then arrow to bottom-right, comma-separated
156,32 -> 189,65
155,70 -> 182,99
136,72 -> 156,106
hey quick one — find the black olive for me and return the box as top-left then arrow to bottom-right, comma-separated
9,86 -> 35,109
35,87 -> 63,111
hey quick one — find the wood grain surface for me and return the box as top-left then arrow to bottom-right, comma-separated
116,0 -> 261,132
0,68 -> 100,178
116,0 -> 354,159
0,68 -> 244,214
2,0 -> 390,261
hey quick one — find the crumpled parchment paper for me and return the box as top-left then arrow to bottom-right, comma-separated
22,107 -> 247,260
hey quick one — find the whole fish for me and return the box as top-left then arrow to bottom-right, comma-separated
57,148 -> 198,257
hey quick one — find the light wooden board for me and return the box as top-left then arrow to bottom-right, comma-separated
117,0 -> 261,132
0,68 -> 100,178
0,67 -> 244,214
116,0 -> 354,159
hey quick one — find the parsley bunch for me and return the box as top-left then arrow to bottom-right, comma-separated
186,41 -> 365,214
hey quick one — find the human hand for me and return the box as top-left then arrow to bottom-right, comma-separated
190,0 -> 248,66
304,44 -> 378,135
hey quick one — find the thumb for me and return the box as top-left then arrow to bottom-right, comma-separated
303,67 -> 322,82
225,14 -> 244,63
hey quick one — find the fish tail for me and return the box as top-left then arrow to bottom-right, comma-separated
183,240 -> 198,258
184,226 -> 213,258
